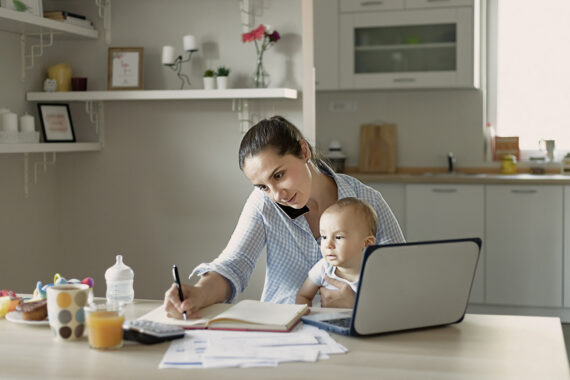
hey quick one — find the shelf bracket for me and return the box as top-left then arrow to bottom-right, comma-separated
20,30 -> 54,81
23,153 -> 29,198
34,152 -> 56,185
84,101 -> 105,147
95,0 -> 112,44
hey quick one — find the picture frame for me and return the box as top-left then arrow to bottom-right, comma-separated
107,47 -> 144,90
0,0 -> 42,17
37,104 -> 76,143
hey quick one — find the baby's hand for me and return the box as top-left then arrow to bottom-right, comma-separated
320,275 -> 355,308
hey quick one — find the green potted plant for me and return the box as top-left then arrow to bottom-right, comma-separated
203,69 -> 215,90
215,66 -> 230,90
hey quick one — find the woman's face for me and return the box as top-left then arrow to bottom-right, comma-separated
242,145 -> 312,209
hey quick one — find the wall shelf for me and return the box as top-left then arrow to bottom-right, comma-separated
0,142 -> 101,154
26,88 -> 299,102
0,8 -> 99,39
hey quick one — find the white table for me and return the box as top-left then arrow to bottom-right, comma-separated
1,299 -> 568,379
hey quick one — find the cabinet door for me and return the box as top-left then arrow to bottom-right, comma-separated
405,0 -> 474,9
340,0 -> 404,13
406,184 -> 484,303
564,186 -> 570,307
486,185 -> 563,307
314,0 -> 340,90
369,183 -> 406,236
339,7 -> 475,89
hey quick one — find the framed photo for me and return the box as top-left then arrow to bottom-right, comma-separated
37,104 -> 76,143
1,0 -> 42,17
107,47 -> 144,90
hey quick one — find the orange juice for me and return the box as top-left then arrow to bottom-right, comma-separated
86,307 -> 125,350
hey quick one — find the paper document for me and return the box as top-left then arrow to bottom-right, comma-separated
159,324 -> 347,369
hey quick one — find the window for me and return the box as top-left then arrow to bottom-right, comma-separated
487,0 -> 570,159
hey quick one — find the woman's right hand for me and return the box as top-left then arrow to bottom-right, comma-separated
163,283 -> 207,319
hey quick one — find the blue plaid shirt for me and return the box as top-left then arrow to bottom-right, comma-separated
192,169 -> 405,304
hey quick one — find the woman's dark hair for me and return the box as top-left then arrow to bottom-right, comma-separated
238,115 -> 329,171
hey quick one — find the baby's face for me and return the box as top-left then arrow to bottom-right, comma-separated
319,208 -> 372,270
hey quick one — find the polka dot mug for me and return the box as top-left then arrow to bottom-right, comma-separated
46,284 -> 90,341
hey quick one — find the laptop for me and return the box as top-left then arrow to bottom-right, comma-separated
301,238 -> 481,336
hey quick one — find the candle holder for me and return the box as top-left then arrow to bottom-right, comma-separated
163,50 -> 198,89
162,35 -> 199,90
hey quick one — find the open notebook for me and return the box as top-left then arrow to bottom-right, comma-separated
138,300 -> 308,332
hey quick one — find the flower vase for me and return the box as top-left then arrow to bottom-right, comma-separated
252,57 -> 270,88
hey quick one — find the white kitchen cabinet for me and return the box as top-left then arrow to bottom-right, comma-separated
564,186 -> 570,307
368,183 -> 406,236
405,0 -> 474,9
340,0 -> 404,13
405,184 -> 484,303
339,3 -> 479,89
485,185 -> 563,307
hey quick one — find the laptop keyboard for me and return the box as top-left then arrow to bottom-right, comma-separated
323,317 -> 351,328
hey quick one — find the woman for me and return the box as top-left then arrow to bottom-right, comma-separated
164,116 -> 404,318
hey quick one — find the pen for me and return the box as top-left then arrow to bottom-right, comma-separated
172,264 -> 187,320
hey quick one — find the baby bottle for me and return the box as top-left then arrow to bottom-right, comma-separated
105,255 -> 134,304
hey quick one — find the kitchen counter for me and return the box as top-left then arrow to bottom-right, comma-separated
350,172 -> 570,185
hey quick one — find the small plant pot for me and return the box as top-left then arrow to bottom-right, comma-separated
203,77 -> 216,90
216,76 -> 228,90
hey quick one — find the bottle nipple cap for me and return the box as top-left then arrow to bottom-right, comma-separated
105,254 -> 134,281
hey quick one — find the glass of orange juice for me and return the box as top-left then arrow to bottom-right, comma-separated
85,301 -> 125,350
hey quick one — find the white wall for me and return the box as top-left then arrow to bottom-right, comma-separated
0,0 -> 304,300
315,89 -> 485,169
0,31 -> 60,290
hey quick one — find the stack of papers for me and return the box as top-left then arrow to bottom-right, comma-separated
159,324 -> 347,369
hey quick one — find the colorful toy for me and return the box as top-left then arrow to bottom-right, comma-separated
32,274 -> 94,300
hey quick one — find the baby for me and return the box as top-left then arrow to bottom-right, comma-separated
296,197 -> 377,306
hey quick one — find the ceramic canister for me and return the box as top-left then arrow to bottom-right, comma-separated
46,284 -> 90,340
47,63 -> 72,92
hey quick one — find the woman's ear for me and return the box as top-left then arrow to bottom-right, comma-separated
299,139 -> 312,162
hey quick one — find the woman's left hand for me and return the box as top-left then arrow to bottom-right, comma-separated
319,275 -> 355,308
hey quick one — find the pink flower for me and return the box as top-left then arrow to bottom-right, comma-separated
252,24 -> 265,40
242,32 -> 254,43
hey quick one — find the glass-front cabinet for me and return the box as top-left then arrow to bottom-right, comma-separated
338,1 -> 479,89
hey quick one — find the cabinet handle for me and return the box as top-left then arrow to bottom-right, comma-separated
360,1 -> 384,6
510,189 -> 538,194
393,78 -> 416,82
432,188 -> 458,193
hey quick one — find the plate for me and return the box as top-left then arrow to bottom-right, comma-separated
5,311 -> 49,326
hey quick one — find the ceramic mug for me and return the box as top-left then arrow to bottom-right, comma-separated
46,284 -> 89,340
539,139 -> 555,161
71,77 -> 87,91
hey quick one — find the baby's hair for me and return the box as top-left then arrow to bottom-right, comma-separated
326,197 -> 377,236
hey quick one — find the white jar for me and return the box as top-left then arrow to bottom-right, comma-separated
105,255 -> 134,304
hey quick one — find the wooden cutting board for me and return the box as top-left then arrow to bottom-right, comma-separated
359,123 -> 397,173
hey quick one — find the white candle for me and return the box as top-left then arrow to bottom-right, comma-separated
161,45 -> 176,65
2,112 -> 18,132
183,35 -> 197,51
20,113 -> 35,132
